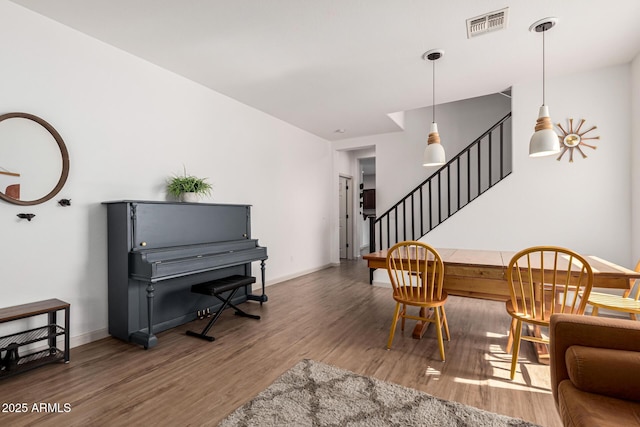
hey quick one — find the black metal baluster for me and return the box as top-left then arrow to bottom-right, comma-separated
428,179 -> 433,231
369,216 -> 376,253
394,206 -> 398,245
500,123 -> 504,178
467,149 -> 471,203
457,157 -> 461,212
386,215 -> 390,249
437,173 -> 442,225
410,194 -> 415,240
477,141 -> 481,197
419,186 -> 424,237
402,201 -> 406,242
488,131 -> 493,188
447,165 -> 451,218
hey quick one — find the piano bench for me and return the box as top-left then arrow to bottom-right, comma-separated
187,275 -> 260,342
191,275 -> 256,295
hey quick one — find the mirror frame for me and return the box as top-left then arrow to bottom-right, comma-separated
0,112 -> 70,206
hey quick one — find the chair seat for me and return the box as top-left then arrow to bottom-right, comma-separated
393,290 -> 448,307
506,298 -> 569,326
587,291 -> 640,314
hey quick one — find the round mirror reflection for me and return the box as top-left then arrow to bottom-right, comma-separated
0,113 -> 70,206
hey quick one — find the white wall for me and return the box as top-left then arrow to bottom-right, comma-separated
425,64 -> 632,268
0,2 -> 333,344
631,52 -> 640,263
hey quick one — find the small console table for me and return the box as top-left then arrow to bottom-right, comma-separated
0,299 -> 70,379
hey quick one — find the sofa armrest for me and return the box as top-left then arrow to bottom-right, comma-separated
549,314 -> 640,405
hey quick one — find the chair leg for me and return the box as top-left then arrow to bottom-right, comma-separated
510,320 -> 523,380
506,318 -> 517,353
387,303 -> 401,349
400,304 -> 406,331
434,308 -> 445,361
441,306 -> 450,341
591,306 -> 599,316
631,313 -> 637,321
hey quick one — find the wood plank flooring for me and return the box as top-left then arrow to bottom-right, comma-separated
0,260 -> 561,427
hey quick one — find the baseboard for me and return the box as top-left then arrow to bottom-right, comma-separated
252,264 -> 334,290
70,328 -> 109,348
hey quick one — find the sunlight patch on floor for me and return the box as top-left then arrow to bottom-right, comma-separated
448,338 -> 554,394
424,365 -> 441,380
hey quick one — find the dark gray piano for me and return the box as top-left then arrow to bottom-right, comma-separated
103,201 -> 267,349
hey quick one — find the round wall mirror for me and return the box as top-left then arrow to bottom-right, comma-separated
0,112 -> 70,206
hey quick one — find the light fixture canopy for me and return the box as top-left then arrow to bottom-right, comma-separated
528,17 -> 560,157
528,17 -> 558,33
422,49 -> 446,167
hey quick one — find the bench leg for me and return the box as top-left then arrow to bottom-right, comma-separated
228,302 -> 261,320
186,289 -> 239,341
187,287 -> 260,342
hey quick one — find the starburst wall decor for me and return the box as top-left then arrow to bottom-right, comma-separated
555,118 -> 600,162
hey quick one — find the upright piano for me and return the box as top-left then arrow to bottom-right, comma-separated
103,201 -> 268,348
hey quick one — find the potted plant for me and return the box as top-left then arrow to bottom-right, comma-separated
167,168 -> 212,202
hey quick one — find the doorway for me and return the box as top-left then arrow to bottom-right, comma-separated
338,176 -> 353,259
358,157 -> 376,256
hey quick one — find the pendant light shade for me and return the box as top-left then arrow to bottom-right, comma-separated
529,17 -> 560,157
423,123 -> 446,166
422,49 -> 445,167
529,105 -> 559,157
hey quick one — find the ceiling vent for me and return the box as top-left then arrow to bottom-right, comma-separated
466,7 -> 508,38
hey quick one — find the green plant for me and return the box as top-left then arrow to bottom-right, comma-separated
166,169 -> 212,197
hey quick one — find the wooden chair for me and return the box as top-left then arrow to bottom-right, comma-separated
505,246 -> 594,380
587,260 -> 640,320
385,241 -> 449,361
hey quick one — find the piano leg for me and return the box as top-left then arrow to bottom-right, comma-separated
246,260 -> 268,305
130,282 -> 158,349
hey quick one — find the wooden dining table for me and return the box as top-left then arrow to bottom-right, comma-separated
363,247 -> 640,361
363,248 -> 640,300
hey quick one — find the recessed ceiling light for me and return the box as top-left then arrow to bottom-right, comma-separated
334,129 -> 346,134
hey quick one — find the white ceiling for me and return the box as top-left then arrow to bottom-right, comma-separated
11,0 -> 640,141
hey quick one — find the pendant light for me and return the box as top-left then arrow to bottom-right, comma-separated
529,17 -> 560,157
422,49 -> 445,167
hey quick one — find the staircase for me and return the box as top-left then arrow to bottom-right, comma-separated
369,112 -> 512,252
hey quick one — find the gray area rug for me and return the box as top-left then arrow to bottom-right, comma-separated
218,359 -> 540,427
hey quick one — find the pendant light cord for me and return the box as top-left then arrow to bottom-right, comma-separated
542,29 -> 546,106
432,58 -> 436,123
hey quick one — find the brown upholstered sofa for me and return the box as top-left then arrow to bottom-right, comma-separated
549,314 -> 640,427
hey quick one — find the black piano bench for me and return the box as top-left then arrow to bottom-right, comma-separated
187,275 -> 260,342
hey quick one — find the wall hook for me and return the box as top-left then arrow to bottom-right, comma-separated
58,198 -> 71,207
17,213 -> 35,221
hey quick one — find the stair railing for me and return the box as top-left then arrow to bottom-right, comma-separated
369,112 -> 512,253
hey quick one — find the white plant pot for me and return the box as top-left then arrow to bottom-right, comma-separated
180,192 -> 200,203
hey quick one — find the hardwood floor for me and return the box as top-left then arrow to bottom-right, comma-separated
0,260 -> 561,426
